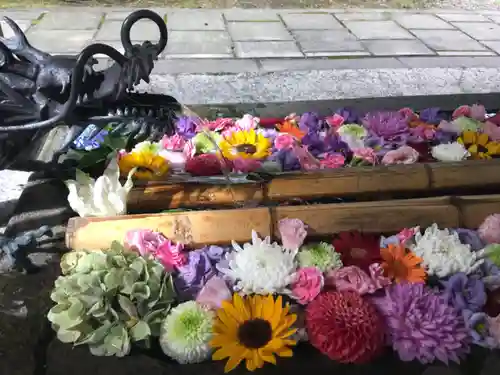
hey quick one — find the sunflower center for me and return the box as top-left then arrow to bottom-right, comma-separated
477,144 -> 488,153
136,166 -> 156,174
237,318 -> 272,349
350,247 -> 367,259
235,143 -> 257,155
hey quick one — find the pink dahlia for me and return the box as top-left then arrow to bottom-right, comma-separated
362,111 -> 410,140
371,282 -> 470,364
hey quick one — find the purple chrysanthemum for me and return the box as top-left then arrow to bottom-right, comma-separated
372,282 -> 470,365
441,273 -> 487,312
362,111 -> 410,140
175,116 -> 199,139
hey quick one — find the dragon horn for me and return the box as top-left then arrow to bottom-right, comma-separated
0,16 -> 49,63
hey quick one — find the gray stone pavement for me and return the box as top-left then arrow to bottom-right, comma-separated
5,7 -> 500,74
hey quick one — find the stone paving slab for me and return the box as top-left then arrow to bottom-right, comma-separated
6,7 -> 500,65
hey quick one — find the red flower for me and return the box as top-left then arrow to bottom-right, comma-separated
332,231 -> 382,272
306,291 -> 385,364
185,154 -> 228,176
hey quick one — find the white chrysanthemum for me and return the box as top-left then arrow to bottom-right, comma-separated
217,230 -> 297,295
431,142 -> 470,162
410,224 -> 483,278
159,301 -> 214,364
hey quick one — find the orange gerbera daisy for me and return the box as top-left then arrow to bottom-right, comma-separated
277,120 -> 306,140
380,244 -> 426,283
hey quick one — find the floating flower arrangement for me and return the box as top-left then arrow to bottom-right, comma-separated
69,104 -> 500,182
49,215 -> 500,371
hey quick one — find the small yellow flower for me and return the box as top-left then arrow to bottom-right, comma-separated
457,131 -> 500,160
118,151 -> 169,180
218,129 -> 271,160
210,293 -> 297,372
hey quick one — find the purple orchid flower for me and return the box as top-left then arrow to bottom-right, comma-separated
175,116 -> 199,139
441,273 -> 487,312
419,108 -> 446,125
462,310 -> 497,348
271,149 -> 301,171
299,112 -> 322,133
453,228 -> 485,252
335,107 -> 360,124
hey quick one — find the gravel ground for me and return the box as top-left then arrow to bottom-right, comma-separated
0,170 -> 31,228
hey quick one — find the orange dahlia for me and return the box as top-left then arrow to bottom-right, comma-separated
380,244 -> 426,283
277,121 -> 306,140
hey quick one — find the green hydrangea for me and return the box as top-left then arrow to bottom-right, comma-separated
485,243 -> 500,267
192,131 -> 222,154
453,117 -> 482,132
48,242 -> 176,357
297,242 -> 343,272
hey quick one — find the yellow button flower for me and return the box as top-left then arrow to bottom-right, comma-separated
218,129 -> 271,160
457,131 -> 500,160
118,151 -> 169,180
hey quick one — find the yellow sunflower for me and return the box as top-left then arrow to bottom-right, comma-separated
218,129 -> 271,160
210,293 -> 297,373
457,131 -> 500,160
118,151 -> 169,180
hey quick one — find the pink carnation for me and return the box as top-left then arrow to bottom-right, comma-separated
452,105 -> 471,119
399,107 -> 418,121
381,145 -> 419,165
396,226 -> 419,245
325,114 -> 345,131
235,114 -> 259,130
293,145 -> 321,170
353,147 -> 378,165
487,314 -> 500,348
470,104 -> 486,121
232,158 -> 262,173
478,214 -> 500,244
155,240 -> 187,269
291,267 -> 324,305
483,121 -> 500,141
325,265 -> 389,295
183,140 -> 196,159
125,229 -> 166,257
274,133 -> 296,150
161,134 -> 186,151
199,118 -> 235,132
320,153 -> 345,169
279,218 -> 308,251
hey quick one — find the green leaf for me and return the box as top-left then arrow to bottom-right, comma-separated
102,133 -> 129,151
117,294 -> 138,319
57,329 -> 82,343
120,270 -> 140,295
131,282 -> 150,301
76,322 -> 113,345
103,269 -> 123,291
76,147 -> 113,170
129,320 -> 151,342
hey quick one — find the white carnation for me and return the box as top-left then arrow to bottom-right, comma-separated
410,224 -> 483,278
217,230 -> 297,295
431,142 -> 470,162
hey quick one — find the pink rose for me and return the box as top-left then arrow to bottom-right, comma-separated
274,133 -> 296,150
279,218 -> 308,251
292,145 -> 321,170
196,276 -> 232,310
325,266 -> 377,295
199,118 -> 234,132
396,226 -> 419,244
235,114 -> 259,130
161,134 -> 186,151
155,239 -> 187,269
399,107 -> 418,121
232,158 -> 262,173
478,214 -> 500,244
452,105 -> 471,120
320,153 -> 345,169
325,114 -> 345,130
381,145 -> 419,165
125,229 -> 167,257
352,147 -> 377,165
483,121 -> 500,141
291,267 -> 324,305
470,104 -> 486,121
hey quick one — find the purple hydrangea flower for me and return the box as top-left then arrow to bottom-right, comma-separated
173,248 -> 216,301
434,129 -> 457,144
419,108 -> 445,125
477,259 -> 500,291
299,112 -> 322,133
453,228 -> 485,251
371,282 -> 470,364
335,107 -> 360,124
271,149 -> 301,171
175,116 -> 199,139
441,273 -> 487,312
201,245 -> 230,267
462,310 -> 497,348
302,133 -> 349,157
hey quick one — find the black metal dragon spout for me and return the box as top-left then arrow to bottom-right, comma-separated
0,9 -> 181,172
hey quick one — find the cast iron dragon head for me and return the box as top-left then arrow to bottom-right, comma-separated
0,9 -> 181,172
